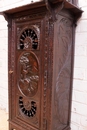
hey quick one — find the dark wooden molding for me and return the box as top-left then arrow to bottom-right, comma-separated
45,0 -> 66,23
0,12 -> 8,21
0,12 -> 12,28
45,0 -> 57,22
74,12 -> 83,26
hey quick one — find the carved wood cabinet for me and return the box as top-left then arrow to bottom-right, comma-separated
1,0 -> 82,130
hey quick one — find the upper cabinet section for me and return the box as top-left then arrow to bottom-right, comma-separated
0,0 -> 82,25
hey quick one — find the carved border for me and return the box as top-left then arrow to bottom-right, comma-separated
15,12 -> 46,22
42,17 -> 49,130
42,13 -> 54,130
48,18 -> 54,130
11,19 -> 16,119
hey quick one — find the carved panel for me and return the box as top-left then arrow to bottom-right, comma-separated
16,52 -> 40,128
53,16 -> 73,130
10,17 -> 42,130
19,96 -> 37,117
10,121 -> 39,130
47,13 -> 54,130
17,25 -> 40,50
17,93 -> 39,126
18,52 -> 39,97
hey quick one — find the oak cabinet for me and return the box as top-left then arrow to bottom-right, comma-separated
1,0 -> 82,130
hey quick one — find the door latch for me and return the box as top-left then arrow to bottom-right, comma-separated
9,69 -> 13,74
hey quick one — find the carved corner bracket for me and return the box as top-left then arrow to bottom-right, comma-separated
45,0 -> 65,23
0,12 -> 8,21
0,12 -> 12,27
74,11 -> 83,27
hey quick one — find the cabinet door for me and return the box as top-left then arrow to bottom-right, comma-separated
8,17 -> 44,130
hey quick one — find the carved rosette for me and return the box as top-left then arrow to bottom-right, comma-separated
17,25 -> 40,50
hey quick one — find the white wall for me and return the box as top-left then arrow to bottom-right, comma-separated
0,0 -> 87,130
0,0 -> 42,11
0,15 -> 8,111
71,0 -> 87,130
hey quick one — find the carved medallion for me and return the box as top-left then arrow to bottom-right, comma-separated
18,52 -> 39,97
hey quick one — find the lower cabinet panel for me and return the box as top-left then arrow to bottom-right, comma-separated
9,122 -> 39,130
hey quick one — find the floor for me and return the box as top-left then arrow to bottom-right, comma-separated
0,109 -> 8,130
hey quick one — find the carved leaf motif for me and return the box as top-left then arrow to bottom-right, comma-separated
58,25 -> 64,35
59,18 -> 72,27
54,17 -> 72,129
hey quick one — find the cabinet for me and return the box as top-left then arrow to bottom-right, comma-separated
1,0 -> 82,130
